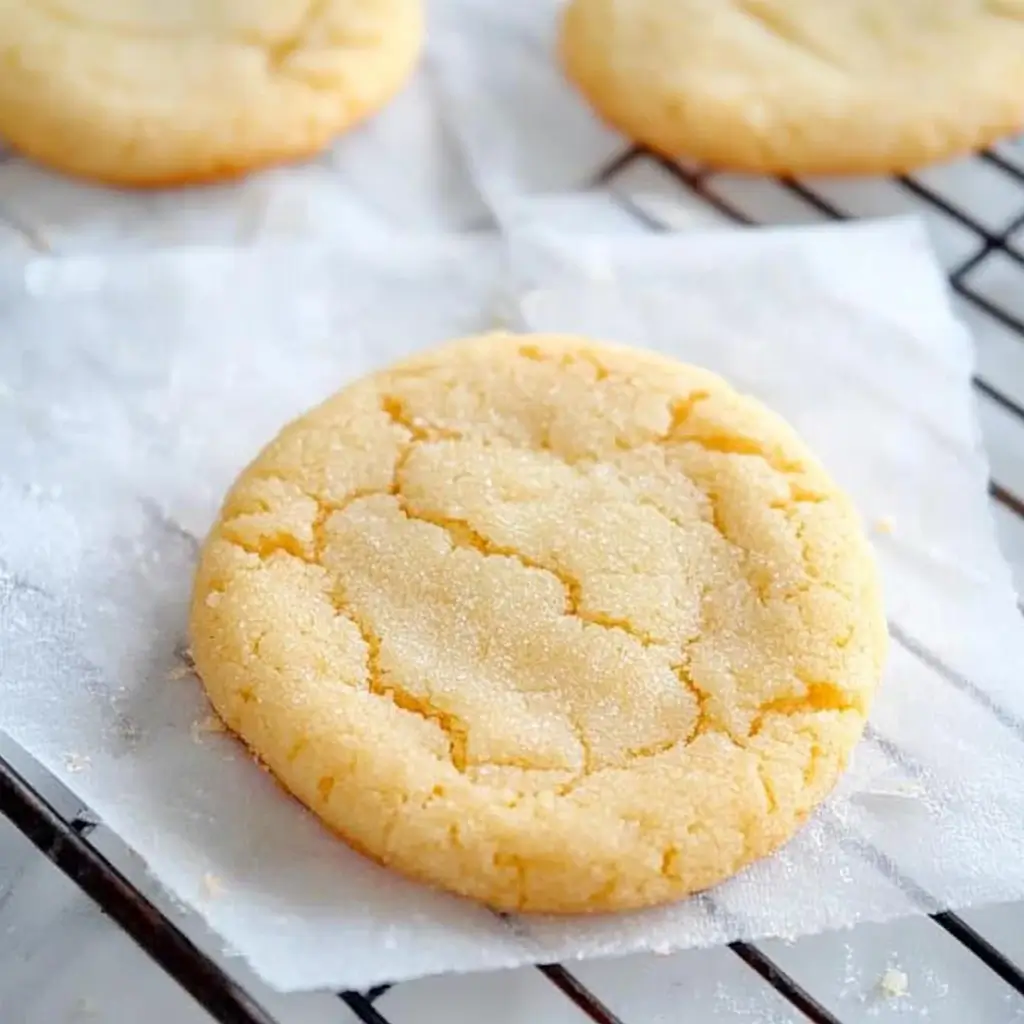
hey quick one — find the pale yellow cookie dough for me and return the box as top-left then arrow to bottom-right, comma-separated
0,0 -> 422,186
559,0 -> 1024,175
190,333 -> 887,913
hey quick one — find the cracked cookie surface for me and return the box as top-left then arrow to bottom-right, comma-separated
559,0 -> 1024,174
190,332 -> 888,913
0,0 -> 421,185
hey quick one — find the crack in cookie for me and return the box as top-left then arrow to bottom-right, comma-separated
191,332 -> 886,913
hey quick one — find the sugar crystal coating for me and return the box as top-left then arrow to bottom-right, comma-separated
190,332 -> 887,912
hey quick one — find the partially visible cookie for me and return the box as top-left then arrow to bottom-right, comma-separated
0,0 -> 422,186
190,332 -> 887,913
559,0 -> 1024,174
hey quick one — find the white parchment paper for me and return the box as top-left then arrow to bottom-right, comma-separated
2,219 -> 1024,993
430,0 -> 628,222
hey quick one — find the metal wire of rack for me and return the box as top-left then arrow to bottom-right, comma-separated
2,146 -> 1024,1024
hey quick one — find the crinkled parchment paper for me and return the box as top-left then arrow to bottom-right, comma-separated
2,219 -> 1024,992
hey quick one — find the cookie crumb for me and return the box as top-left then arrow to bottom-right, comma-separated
63,753 -> 90,773
199,872 -> 224,900
191,714 -> 227,742
878,966 -> 909,999
873,515 -> 896,535
205,591 -> 223,608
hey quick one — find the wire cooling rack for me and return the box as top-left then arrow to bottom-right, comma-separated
2,144 -> 1024,1024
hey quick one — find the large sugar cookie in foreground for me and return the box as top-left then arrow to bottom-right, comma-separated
0,0 -> 422,186
559,0 -> 1024,175
190,333 -> 887,913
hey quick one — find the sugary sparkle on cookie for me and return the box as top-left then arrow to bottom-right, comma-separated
873,515 -> 897,535
190,332 -> 887,913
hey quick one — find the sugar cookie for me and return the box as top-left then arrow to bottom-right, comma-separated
0,0 -> 422,186
559,0 -> 1024,174
190,333 -> 887,912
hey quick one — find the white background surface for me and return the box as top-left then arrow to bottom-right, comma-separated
0,34 -> 1023,1024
